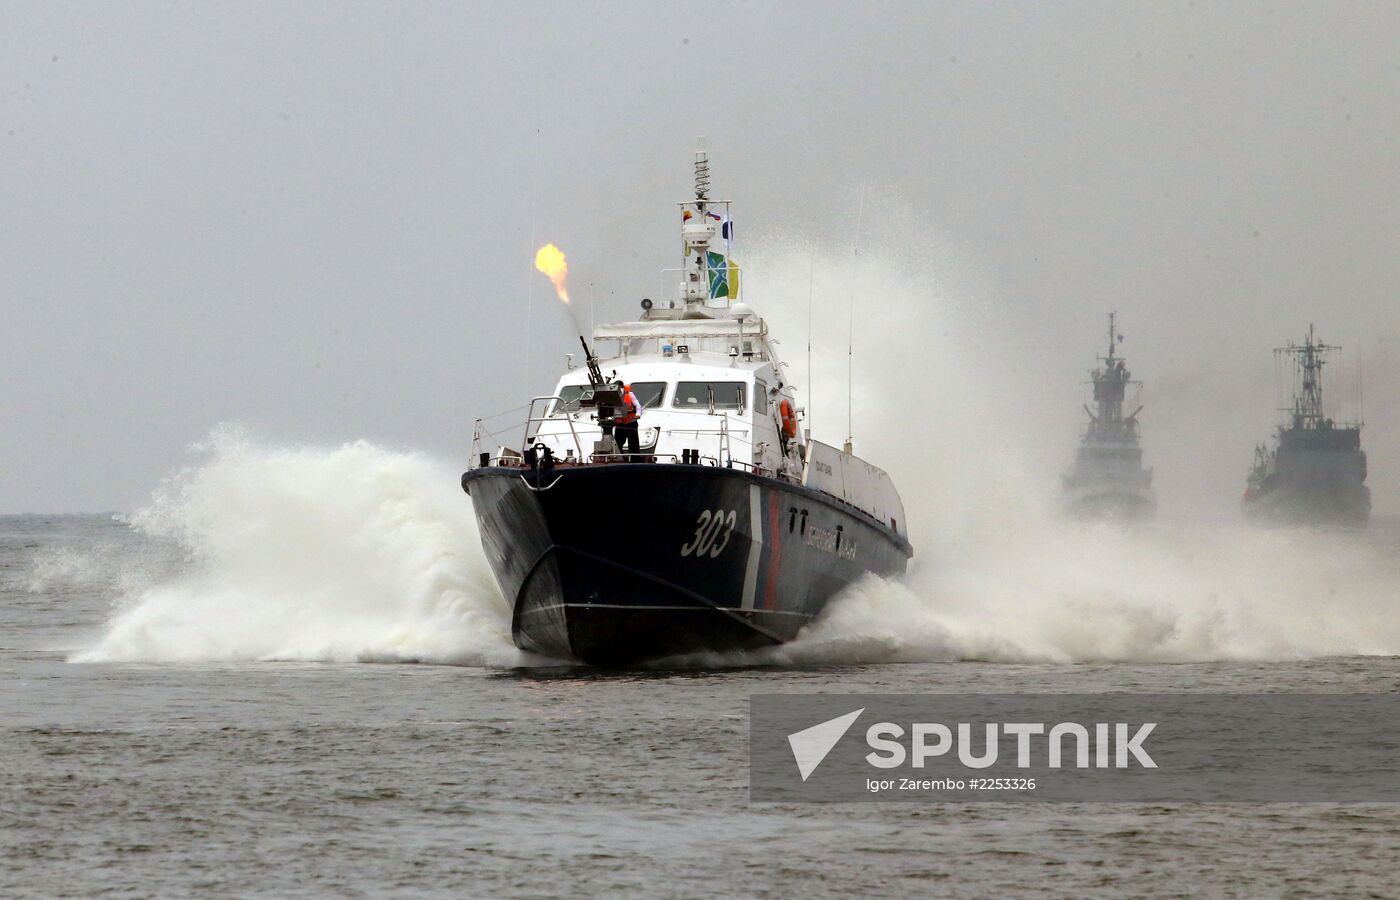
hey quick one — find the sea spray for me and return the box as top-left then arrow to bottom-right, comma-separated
775,518 -> 1400,664
746,239 -> 1400,664
73,428 -> 520,665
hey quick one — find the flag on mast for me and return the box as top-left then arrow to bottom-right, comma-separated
706,250 -> 740,299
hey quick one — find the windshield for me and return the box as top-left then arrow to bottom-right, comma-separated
552,384 -> 589,415
631,382 -> 665,409
674,381 -> 746,412
552,381 -> 666,416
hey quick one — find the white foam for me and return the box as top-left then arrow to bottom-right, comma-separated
777,516 -> 1400,664
73,428 -> 520,666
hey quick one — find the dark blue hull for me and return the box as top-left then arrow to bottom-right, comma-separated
461,464 -> 912,665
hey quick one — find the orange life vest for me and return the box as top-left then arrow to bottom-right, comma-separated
615,387 -> 639,425
779,398 -> 798,438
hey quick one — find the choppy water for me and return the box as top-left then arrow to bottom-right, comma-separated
5,448 -> 1400,897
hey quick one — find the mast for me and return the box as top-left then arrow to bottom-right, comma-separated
1276,324 -> 1337,429
677,140 -> 734,315
1087,311 -> 1134,436
1106,311 -> 1118,366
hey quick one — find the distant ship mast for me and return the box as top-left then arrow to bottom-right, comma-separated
1084,312 -> 1142,440
1276,324 -> 1338,429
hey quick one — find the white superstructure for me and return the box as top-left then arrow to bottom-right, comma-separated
534,308 -> 793,469
478,145 -> 907,539
514,303 -> 905,537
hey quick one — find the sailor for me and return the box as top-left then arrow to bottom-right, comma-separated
774,387 -> 799,456
612,381 -> 643,459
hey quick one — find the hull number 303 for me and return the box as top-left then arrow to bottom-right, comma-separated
680,509 -> 738,558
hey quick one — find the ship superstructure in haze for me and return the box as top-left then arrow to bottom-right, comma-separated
1061,313 -> 1155,519
460,149 -> 911,665
1243,326 -> 1369,527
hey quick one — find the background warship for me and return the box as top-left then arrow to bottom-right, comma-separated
1061,313 -> 1156,520
1243,326 -> 1369,527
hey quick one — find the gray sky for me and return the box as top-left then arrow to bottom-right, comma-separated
4,1 -> 1399,514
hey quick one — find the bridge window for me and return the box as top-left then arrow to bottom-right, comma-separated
674,382 -> 746,412
754,379 -> 769,414
630,382 -> 666,409
552,385 -> 588,415
551,381 -> 666,416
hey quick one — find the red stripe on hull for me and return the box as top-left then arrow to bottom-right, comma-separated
763,491 -> 783,610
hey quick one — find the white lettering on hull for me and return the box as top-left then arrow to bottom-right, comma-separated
804,524 -> 857,560
741,485 -> 763,611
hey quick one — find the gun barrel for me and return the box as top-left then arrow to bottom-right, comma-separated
579,335 -> 605,387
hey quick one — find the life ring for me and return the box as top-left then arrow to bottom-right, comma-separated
779,398 -> 798,438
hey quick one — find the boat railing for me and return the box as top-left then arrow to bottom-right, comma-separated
474,404 -> 781,474
477,451 -> 726,468
664,424 -> 753,469
521,395 -> 586,461
470,401 -> 535,462
475,442 -> 797,485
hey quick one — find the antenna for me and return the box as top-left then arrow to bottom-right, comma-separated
525,130 -> 539,393
1358,335 -> 1364,425
807,254 -> 814,435
526,211 -> 535,390
846,182 -> 866,454
694,137 -> 710,202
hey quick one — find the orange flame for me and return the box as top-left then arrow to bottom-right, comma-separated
534,243 -> 570,304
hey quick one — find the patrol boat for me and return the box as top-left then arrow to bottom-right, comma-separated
461,150 -> 912,665
1242,326 -> 1369,527
1061,313 -> 1156,520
